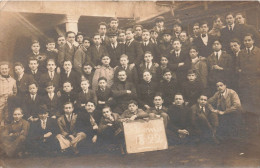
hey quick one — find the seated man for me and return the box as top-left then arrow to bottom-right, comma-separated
98,106 -> 122,148
28,107 -> 59,155
56,102 -> 86,155
191,94 -> 219,144
0,108 -> 29,157
120,100 -> 149,122
146,94 -> 169,128
208,80 -> 242,139
167,93 -> 193,145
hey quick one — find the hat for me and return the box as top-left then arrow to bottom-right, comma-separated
155,16 -> 165,23
162,29 -> 172,36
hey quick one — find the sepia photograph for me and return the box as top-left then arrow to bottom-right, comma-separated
0,1 -> 260,167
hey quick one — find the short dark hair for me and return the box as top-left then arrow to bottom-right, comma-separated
63,81 -> 72,86
63,101 -> 74,107
154,92 -> 163,99
187,69 -> 197,75
65,31 -> 76,38
86,100 -> 96,107
244,33 -> 255,41
14,62 -> 24,69
98,77 -> 107,82
83,37 -> 92,45
98,22 -> 107,28
189,46 -> 199,52
28,57 -> 39,64
45,81 -> 54,88
28,81 -> 38,88
230,38 -> 241,45
126,28 -> 134,33
128,100 -> 138,106
172,38 -> 181,43
14,107 -> 23,114
102,105 -> 111,112
200,21 -> 209,27
225,12 -> 234,18
174,93 -> 184,99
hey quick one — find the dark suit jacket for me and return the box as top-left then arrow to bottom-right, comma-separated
27,70 -> 41,83
58,43 -> 78,66
158,42 -> 172,56
141,41 -> 161,63
137,80 -> 159,108
39,71 -> 60,93
114,65 -> 139,86
96,87 -> 113,108
159,79 -> 179,107
76,90 -> 97,111
106,43 -> 125,67
139,63 -> 158,79
42,93 -> 60,117
23,94 -> 43,119
89,45 -> 108,66
194,34 -> 215,58
57,113 -> 78,136
125,40 -> 144,65
76,111 -> 98,138
181,79 -> 204,106
60,69 -> 81,93
16,73 -> 34,97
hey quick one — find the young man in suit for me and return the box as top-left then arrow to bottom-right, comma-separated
208,80 -> 242,139
76,32 -> 85,49
172,19 -> 182,39
158,29 -> 172,56
45,38 -> 59,64
111,70 -> 137,114
27,57 -> 41,82
109,17 -> 119,32
237,33 -> 260,115
141,29 -> 160,63
168,38 -> 191,86
56,102 -> 86,155
60,60 -> 81,93
190,22 -> 200,43
125,28 -> 144,69
133,24 -> 143,43
118,30 -> 126,45
58,31 -> 78,66
89,33 -> 108,67
220,13 -> 244,53
191,94 -> 219,144
57,35 -> 66,49
106,30 -> 125,67
179,31 -> 192,51
28,108 -> 59,155
194,21 -> 215,59
207,39 -> 232,94
98,22 -> 109,46
153,16 -> 165,44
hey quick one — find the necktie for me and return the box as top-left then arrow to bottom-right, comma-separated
50,72 -> 54,80
146,63 -> 149,69
42,120 -> 46,129
176,52 -> 179,57
112,44 -> 115,49
247,48 -> 251,55
220,94 -> 226,111
229,26 -> 232,31
215,52 -> 218,60
126,41 -> 130,46
200,107 -> 205,114
66,71 -> 69,78
31,95 -> 35,101
67,115 -> 71,122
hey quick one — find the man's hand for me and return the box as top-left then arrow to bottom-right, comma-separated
154,63 -> 159,68
93,125 -> 98,130
178,62 -> 184,67
98,101 -> 106,104
107,123 -> 113,126
130,115 -> 137,121
126,90 -> 132,94
57,91 -> 61,97
178,129 -> 189,135
144,105 -> 150,110
51,115 -> 56,119
44,132 -> 52,138
92,135 -> 97,143
68,135 -> 75,141
129,63 -> 135,70
218,111 -> 225,115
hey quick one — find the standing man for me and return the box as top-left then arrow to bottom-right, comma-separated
133,24 -> 143,43
98,22 -> 109,46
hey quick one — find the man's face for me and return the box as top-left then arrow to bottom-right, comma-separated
13,109 -> 23,122
83,65 -> 92,74
163,34 -> 171,43
235,14 -> 245,24
128,103 -> 138,113
156,21 -> 164,27
66,33 -> 75,44
160,57 -> 168,66
173,25 -> 182,33
142,32 -> 150,42
244,36 -> 254,48
179,32 -> 187,42
102,107 -> 112,119
214,18 -> 223,27
29,60 -> 39,71
57,37 -> 66,46
46,43 -> 55,51
118,71 -> 127,82
77,35 -> 84,44
193,25 -> 200,35
143,71 -> 152,82
187,73 -> 196,82
126,30 -> 134,41
173,41 -> 182,51
154,96 -> 163,107
93,35 -> 101,46
101,56 -> 110,66
83,40 -> 91,48
110,21 -> 118,29
99,25 -> 107,36
63,82 -> 73,93
45,85 -> 55,94
64,103 -> 73,115
144,53 -> 153,63
174,95 -> 184,106
31,43 -> 40,53
109,36 -> 117,44
0,64 -> 10,76
98,79 -> 107,89
226,14 -> 235,25
135,27 -> 142,36
86,102 -> 95,113
120,57 -> 129,66
39,113 -> 48,120
198,95 -> 207,107
14,66 -> 24,76
29,84 -> 38,95
118,33 -> 126,42
212,41 -> 222,51
151,31 -> 158,39
200,24 -> 209,35
230,42 -> 241,53
216,82 -> 226,93
163,72 -> 172,81
189,49 -> 198,59
63,61 -> 72,72
47,60 -> 56,72
81,80 -> 89,91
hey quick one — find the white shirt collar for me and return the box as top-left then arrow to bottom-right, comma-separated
248,46 -> 254,51
215,50 -> 222,56
156,105 -> 162,110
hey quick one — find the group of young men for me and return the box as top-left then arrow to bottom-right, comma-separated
0,12 -> 259,157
